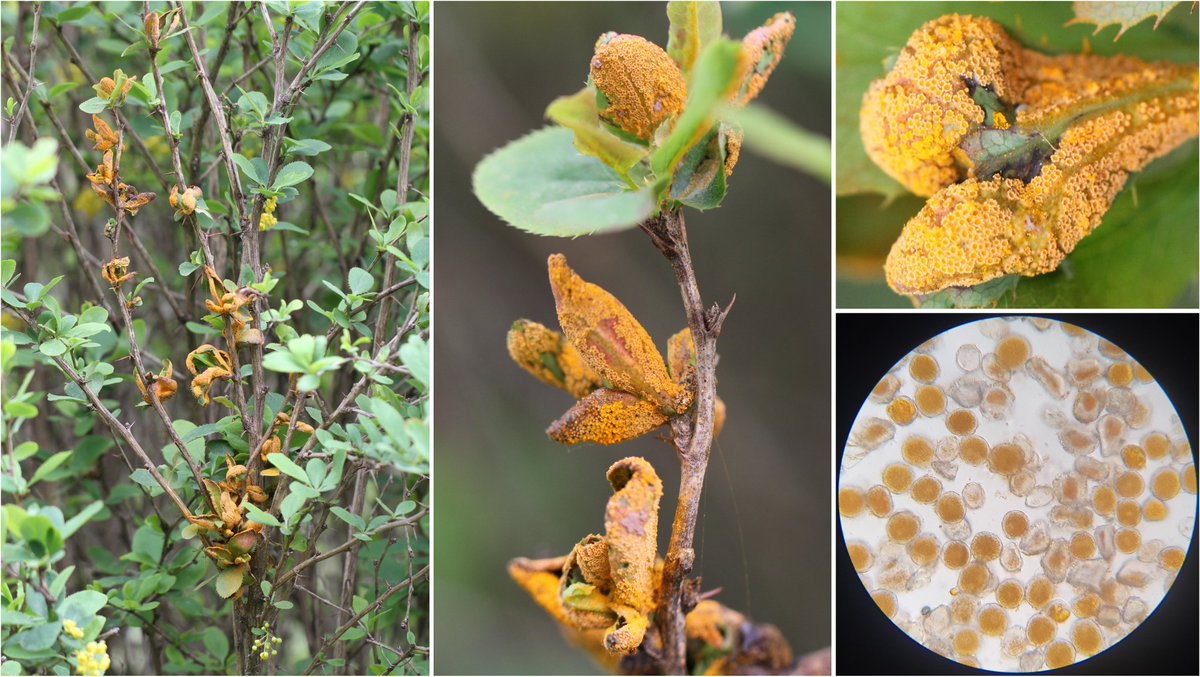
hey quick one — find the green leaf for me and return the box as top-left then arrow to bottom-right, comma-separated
215,566 -> 246,598
62,501 -> 103,538
241,502 -> 281,528
650,39 -> 742,181
57,590 -> 108,623
201,627 -> 229,661
52,5 -> 93,24
347,267 -> 374,295
29,451 -> 72,485
284,138 -> 332,157
726,103 -> 831,182
272,161 -> 314,190
473,127 -> 657,237
545,87 -> 647,176
1067,1 -> 1180,40
665,1 -> 723,75
399,335 -> 428,388
232,155 -> 266,186
79,97 -> 107,114
266,453 -> 310,485
329,506 -> 365,531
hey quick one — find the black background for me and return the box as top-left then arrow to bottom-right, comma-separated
835,313 -> 1200,675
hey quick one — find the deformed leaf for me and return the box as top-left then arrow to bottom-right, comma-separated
473,127 -> 658,237
506,319 -> 603,399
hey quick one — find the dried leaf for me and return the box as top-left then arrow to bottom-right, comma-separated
1066,1 -> 1181,40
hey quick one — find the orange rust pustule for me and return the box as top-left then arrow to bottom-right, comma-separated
590,33 -> 686,141
548,254 -> 688,414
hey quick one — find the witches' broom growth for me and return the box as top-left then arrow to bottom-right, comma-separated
477,2 -> 825,674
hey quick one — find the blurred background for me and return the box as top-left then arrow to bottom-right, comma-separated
432,1 -> 831,673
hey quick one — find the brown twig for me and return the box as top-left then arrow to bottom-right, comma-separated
641,209 -> 728,675
301,564 -> 429,676
6,2 -> 41,145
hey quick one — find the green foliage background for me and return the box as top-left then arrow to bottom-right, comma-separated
1,2 -> 429,675
835,1 -> 1199,308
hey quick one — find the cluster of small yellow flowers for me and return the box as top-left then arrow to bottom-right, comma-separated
62,619 -> 84,640
73,640 -> 110,676
251,622 -> 281,661
258,196 -> 278,231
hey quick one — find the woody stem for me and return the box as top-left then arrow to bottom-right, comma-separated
641,208 -> 723,675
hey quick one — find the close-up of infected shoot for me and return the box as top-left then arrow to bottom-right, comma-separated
474,1 -> 828,674
858,10 -> 1198,306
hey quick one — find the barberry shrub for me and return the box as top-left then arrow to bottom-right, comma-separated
1,2 -> 429,675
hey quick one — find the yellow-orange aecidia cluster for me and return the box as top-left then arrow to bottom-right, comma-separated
860,14 -> 1199,296
509,458 -> 793,671
588,13 -> 792,176
505,254 -> 725,446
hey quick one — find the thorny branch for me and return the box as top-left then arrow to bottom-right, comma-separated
640,209 -> 730,676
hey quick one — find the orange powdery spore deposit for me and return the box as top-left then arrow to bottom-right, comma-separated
548,389 -> 668,446
884,91 -> 1198,295
591,33 -> 687,141
861,14 -> 1199,297
507,319 -> 604,399
549,254 -> 687,414
860,15 -> 1023,197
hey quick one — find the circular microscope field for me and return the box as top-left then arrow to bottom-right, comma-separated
839,317 -> 1196,671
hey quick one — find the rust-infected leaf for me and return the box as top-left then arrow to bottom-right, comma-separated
507,319 -> 604,399
547,389 -> 668,446
591,33 -> 687,141
601,457 -> 662,655
548,254 -> 686,413
508,557 -> 619,671
732,12 -> 795,106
